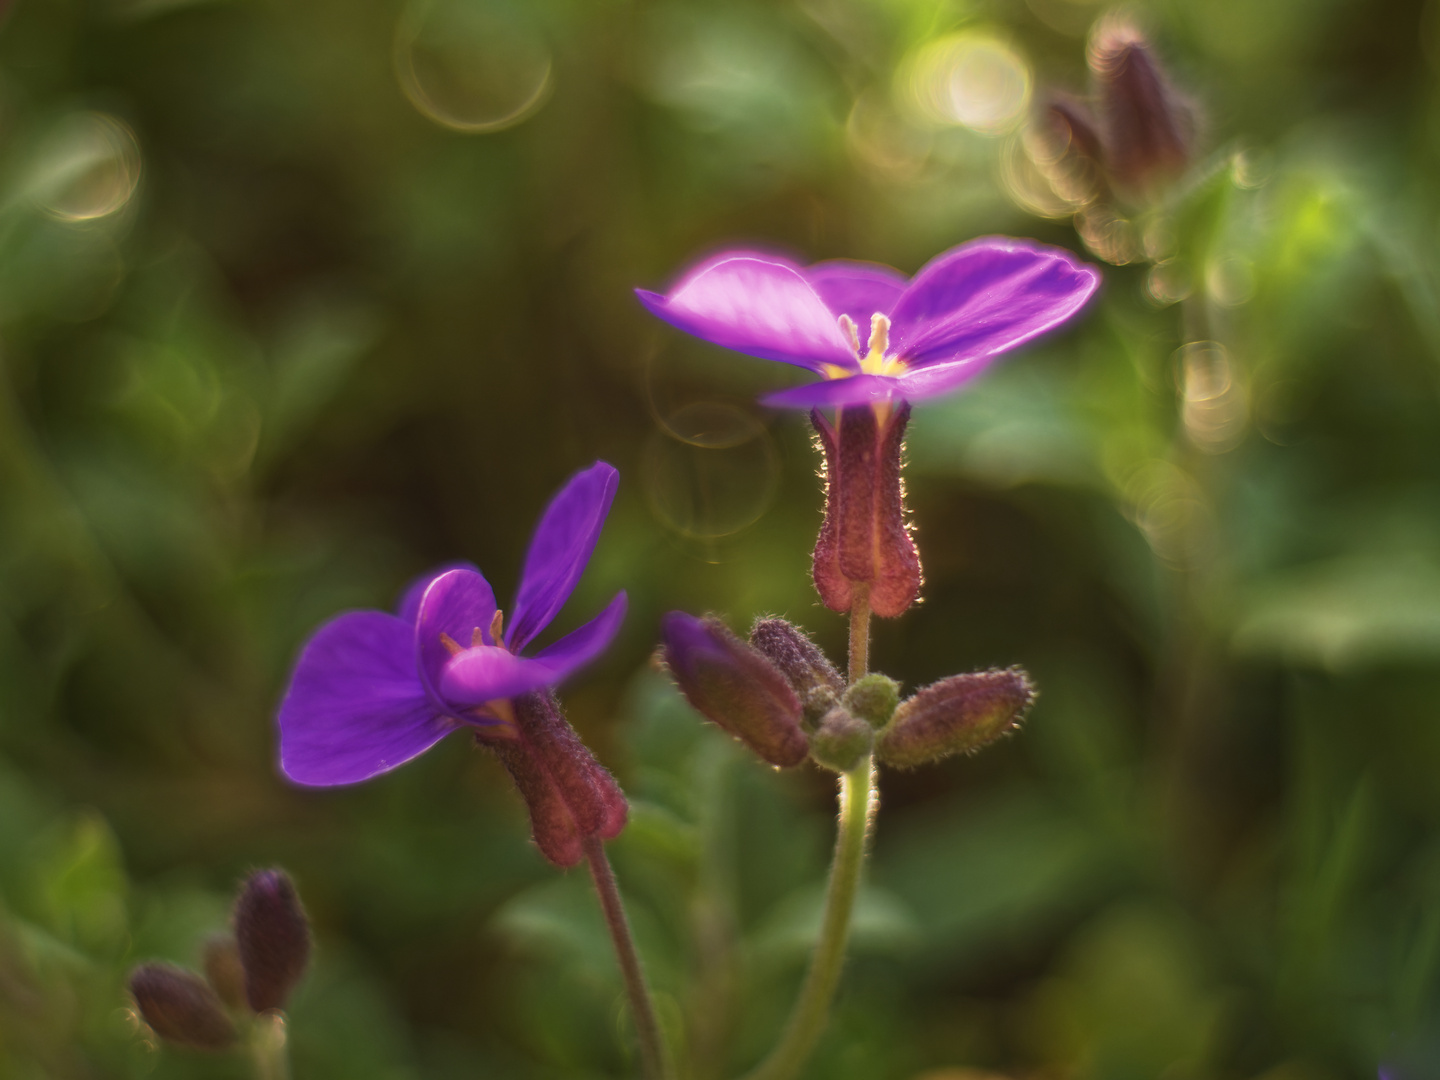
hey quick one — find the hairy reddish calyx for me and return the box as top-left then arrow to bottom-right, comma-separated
811,400 -> 921,619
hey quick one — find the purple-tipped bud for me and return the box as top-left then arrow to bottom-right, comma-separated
1046,96 -> 1106,166
661,612 -> 810,767
234,869 -> 311,1013
201,934 -> 245,1011
485,691 -> 628,868
128,963 -> 237,1050
1088,19 -> 1191,197
808,706 -> 872,773
876,667 -> 1036,769
842,673 -> 901,730
812,404 -> 921,619
1035,96 -> 1108,206
749,618 -> 845,729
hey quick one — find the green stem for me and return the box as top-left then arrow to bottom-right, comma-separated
250,1012 -> 290,1080
847,589 -> 871,682
741,597 -> 877,1080
584,836 -> 673,1080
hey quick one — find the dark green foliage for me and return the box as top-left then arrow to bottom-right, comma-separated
0,0 -> 1437,1077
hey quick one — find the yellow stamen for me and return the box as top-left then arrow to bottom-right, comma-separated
868,313 -> 890,358
439,632 -> 463,656
857,314 -> 908,378
827,312 -> 909,381
489,608 -> 505,645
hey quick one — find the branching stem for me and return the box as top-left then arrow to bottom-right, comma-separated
740,595 -> 878,1080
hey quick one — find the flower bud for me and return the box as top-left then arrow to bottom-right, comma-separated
661,612 -> 809,767
129,964 -> 237,1050
1035,96 -> 1108,206
1088,18 -> 1191,197
876,668 -> 1035,769
808,706 -> 872,773
487,691 -> 628,868
812,403 -> 921,619
201,934 -> 246,1011
234,869 -> 311,1013
748,617 -> 844,729
842,673 -> 900,730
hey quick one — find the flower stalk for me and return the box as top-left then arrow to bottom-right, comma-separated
742,596 -> 877,1080
584,837 -> 673,1080
250,1013 -> 290,1080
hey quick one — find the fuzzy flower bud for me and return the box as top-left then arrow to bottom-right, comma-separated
876,667 -> 1035,769
201,934 -> 246,1011
234,869 -> 311,1013
748,617 -> 844,729
483,691 -> 627,868
842,673 -> 901,730
1089,18 -> 1191,197
812,403 -> 921,619
808,706 -> 872,773
662,612 -> 810,768
129,964 -> 237,1050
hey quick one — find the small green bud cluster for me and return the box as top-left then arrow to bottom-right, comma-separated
129,868 -> 312,1052
663,613 -> 1035,775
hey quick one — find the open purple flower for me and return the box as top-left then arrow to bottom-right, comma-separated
636,236 -> 1100,408
278,461 -> 627,787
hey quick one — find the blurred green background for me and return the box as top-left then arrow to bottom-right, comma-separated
1,0 -> 1438,1076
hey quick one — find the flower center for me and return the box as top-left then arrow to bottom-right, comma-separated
437,608 -> 508,656
827,313 -> 908,381
438,610 -> 521,736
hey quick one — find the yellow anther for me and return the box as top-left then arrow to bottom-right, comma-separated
824,313 -> 907,382
439,632 -> 463,656
868,313 -> 890,358
489,609 -> 505,645
471,626 -> 486,647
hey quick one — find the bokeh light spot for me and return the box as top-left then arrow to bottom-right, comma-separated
1177,341 -> 1248,453
901,32 -> 1031,136
644,403 -> 778,540
1206,255 -> 1256,306
394,0 -> 552,134
27,113 -> 141,223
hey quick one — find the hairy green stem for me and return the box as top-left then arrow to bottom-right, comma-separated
741,597 -> 877,1080
584,836 -> 673,1080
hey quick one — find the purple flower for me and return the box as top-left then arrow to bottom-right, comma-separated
636,236 -> 1100,408
278,462 -> 627,787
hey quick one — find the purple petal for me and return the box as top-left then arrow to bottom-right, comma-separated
636,253 -> 857,373
278,612 -> 456,786
761,373 -> 905,410
415,569 -> 499,705
528,590 -> 627,672
886,238 -> 1100,368
892,356 -> 1001,400
805,260 -> 908,350
507,462 -> 618,653
396,561 -> 481,625
442,591 -> 628,704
